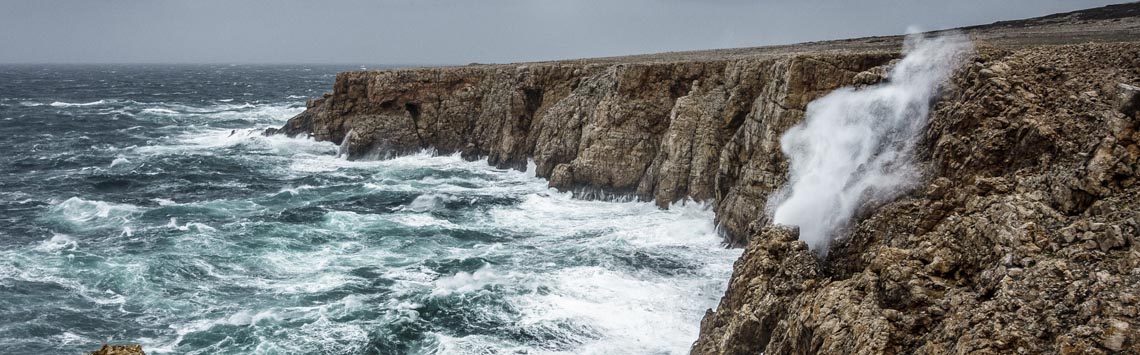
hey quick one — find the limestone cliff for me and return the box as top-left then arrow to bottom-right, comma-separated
693,42 -> 1140,355
688,41 -> 1140,355
271,51 -> 894,245
271,3 -> 1140,355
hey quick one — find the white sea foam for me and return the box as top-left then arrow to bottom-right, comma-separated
391,213 -> 462,229
46,197 -> 142,230
34,232 -> 78,252
141,108 -> 179,115
49,100 -> 110,107
132,127 -> 336,158
108,157 -> 130,168
296,149 -> 740,354
165,217 -> 217,232
406,193 -> 459,212
431,266 -> 517,297
769,32 -> 973,252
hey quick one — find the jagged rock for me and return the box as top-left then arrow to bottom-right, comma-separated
88,345 -> 145,355
693,43 -> 1140,355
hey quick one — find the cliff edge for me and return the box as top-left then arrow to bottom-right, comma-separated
694,43 -> 1140,355
271,3 -> 1140,354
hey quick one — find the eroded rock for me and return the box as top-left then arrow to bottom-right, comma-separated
88,344 -> 145,355
693,43 -> 1140,355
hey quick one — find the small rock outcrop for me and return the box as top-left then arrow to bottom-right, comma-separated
88,344 -> 145,355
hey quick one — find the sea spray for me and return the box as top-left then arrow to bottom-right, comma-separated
338,128 -> 354,158
768,33 -> 973,252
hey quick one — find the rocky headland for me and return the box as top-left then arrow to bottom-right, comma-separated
263,3 -> 1140,355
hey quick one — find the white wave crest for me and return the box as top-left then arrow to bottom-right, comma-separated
45,197 -> 142,230
34,233 -> 78,252
406,193 -> 459,212
431,266 -> 517,297
166,217 -> 217,232
49,100 -> 110,107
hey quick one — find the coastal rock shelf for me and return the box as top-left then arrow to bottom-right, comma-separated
273,4 -> 1140,355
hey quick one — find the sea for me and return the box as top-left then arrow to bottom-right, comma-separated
0,64 -> 740,354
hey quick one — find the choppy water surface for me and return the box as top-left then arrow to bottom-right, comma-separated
0,65 -> 739,354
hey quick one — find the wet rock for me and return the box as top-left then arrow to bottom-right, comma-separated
89,344 -> 145,355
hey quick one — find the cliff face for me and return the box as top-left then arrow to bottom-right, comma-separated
273,52 -> 895,245
693,43 -> 1140,355
272,4 -> 1140,355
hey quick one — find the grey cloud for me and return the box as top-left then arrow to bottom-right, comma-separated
0,0 -> 1127,64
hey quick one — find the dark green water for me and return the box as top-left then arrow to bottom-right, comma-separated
0,65 -> 739,354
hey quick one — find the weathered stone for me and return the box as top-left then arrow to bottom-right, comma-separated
693,42 -> 1140,355
89,345 -> 145,355
1102,319 -> 1130,352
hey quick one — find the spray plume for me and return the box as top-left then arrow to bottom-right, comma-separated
768,32 -> 973,252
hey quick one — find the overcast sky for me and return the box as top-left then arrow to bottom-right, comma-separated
0,0 -> 1128,64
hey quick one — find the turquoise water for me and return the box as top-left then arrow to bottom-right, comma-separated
0,65 -> 739,354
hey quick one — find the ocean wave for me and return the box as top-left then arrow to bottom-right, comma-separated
33,232 -> 79,252
131,128 -> 337,157
165,217 -> 217,233
321,210 -> 389,232
406,193 -> 460,212
108,156 -> 131,169
49,99 -> 112,107
140,107 -> 179,115
43,197 -> 143,231
431,266 -> 517,297
390,213 -> 462,229
512,266 -> 714,354
152,198 -> 176,206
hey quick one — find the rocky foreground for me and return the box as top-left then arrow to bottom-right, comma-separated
261,4 -> 1140,355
